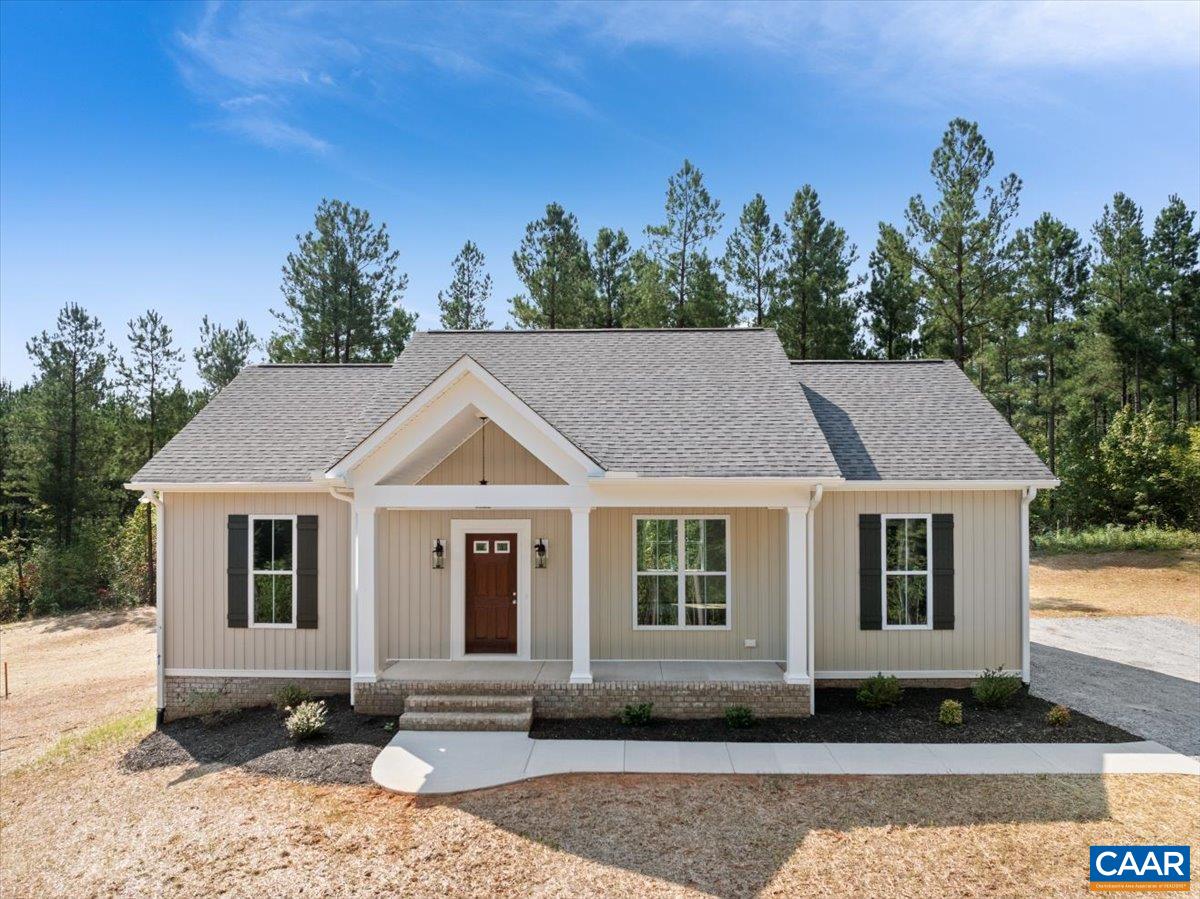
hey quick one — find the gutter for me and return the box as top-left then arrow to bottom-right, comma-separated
806,485 -> 824,714
327,487 -> 357,704
1020,486 -> 1038,682
138,490 -> 166,725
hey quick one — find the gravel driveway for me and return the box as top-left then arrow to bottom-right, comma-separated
1030,616 -> 1200,756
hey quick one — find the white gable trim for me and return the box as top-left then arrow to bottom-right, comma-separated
327,355 -> 603,486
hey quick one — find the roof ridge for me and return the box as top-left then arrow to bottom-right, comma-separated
250,363 -> 394,368
790,359 -> 951,365
421,327 -> 769,334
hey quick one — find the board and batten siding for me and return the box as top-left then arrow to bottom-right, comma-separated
813,489 -> 1022,674
377,508 -> 572,660
385,421 -> 565,486
162,492 -> 351,672
590,507 -> 786,661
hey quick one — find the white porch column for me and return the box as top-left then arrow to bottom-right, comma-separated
570,506 -> 593,684
785,504 -> 811,685
353,505 -> 378,688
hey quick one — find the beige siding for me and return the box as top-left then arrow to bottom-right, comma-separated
377,509 -> 572,660
414,421 -> 564,485
813,490 -> 1022,673
162,492 -> 351,672
590,508 -> 786,661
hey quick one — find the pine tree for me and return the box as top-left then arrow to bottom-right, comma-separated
1093,193 -> 1158,412
271,199 -> 415,362
623,249 -> 673,327
646,160 -> 723,326
1148,195 -> 1199,424
863,237 -> 921,359
510,203 -> 593,329
1013,214 -> 1090,474
723,194 -> 783,326
880,118 -> 1021,371
772,185 -> 863,359
117,310 -> 186,602
438,241 -> 493,330
195,316 -> 256,394
589,228 -> 633,328
24,304 -> 110,547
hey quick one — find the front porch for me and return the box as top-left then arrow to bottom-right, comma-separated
354,659 -> 808,719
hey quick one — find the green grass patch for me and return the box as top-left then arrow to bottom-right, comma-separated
1033,525 -> 1200,556
35,707 -> 155,768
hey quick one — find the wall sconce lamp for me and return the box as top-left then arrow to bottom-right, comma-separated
534,538 -> 548,569
432,538 -> 445,570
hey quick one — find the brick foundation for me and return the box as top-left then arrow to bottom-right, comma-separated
353,679 -> 811,719
164,675 -> 350,722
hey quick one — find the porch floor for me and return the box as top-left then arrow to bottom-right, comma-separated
379,659 -> 787,684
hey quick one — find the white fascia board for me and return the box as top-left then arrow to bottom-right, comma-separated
829,479 -> 1059,491
587,477 -> 837,508
124,482 -> 331,493
326,355 -> 602,484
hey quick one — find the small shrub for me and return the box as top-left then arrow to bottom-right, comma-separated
285,700 -> 328,741
724,705 -> 756,729
187,688 -> 236,727
938,699 -> 963,726
1046,704 -> 1072,727
1032,525 -> 1200,556
273,683 -> 313,713
619,702 -> 653,726
972,667 -> 1023,708
856,673 -> 903,709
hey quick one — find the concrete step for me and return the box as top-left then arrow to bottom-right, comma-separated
395,710 -> 533,732
404,693 -> 533,714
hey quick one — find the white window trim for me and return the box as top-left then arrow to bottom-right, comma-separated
632,514 -> 732,631
881,512 -> 932,631
472,539 -> 490,554
248,514 -> 298,629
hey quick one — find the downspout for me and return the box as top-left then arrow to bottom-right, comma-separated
139,490 -> 165,725
328,487 -> 357,704
806,485 -> 824,715
1020,487 -> 1038,683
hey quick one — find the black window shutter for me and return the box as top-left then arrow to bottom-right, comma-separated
859,514 -> 882,630
296,515 -> 319,629
932,513 -> 955,630
227,515 -> 249,628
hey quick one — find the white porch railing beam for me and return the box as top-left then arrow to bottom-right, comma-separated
784,504 -> 811,685
570,507 -> 593,684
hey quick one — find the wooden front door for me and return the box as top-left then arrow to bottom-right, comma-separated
465,533 -> 518,654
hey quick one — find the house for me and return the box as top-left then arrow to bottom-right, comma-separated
128,329 -> 1057,726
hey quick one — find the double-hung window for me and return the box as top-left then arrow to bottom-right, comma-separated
634,516 -> 729,628
250,515 -> 296,628
882,514 -> 931,629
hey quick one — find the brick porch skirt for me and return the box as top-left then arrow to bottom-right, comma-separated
353,679 -> 812,719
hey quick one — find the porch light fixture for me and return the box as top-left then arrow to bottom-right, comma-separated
534,537 -> 548,569
478,415 -> 489,485
432,538 -> 445,570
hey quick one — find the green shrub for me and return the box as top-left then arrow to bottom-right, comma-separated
1032,525 -> 1200,556
619,702 -> 653,726
273,683 -> 314,713
108,507 -> 155,606
25,523 -> 114,616
856,673 -> 903,709
285,700 -> 328,740
187,688 -> 236,726
972,667 -> 1023,708
724,705 -> 756,729
938,699 -> 963,726
1046,704 -> 1072,727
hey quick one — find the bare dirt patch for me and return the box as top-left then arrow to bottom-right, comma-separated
0,607 -> 155,773
3,730 -> 1198,898
1031,549 -> 1199,621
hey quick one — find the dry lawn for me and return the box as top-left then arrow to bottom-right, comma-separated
2,725 -> 1198,899
0,607 -> 155,773
1031,549 -> 1200,621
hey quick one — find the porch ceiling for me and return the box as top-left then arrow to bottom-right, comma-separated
379,660 -> 786,684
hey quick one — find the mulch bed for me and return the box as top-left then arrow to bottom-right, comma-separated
530,687 -> 1141,744
120,697 -> 394,784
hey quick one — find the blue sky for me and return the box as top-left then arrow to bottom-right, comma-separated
3,0 -> 1198,388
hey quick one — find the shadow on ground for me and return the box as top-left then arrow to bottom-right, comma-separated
121,698 -> 393,784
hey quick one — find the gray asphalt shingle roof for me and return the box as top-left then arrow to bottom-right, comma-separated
131,364 -> 392,483
343,329 -> 841,478
131,331 -> 1053,485
793,360 -> 1055,482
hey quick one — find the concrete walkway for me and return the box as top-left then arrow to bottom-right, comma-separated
371,732 -> 1200,795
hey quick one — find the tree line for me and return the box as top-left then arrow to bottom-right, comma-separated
1,117 -> 1197,619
